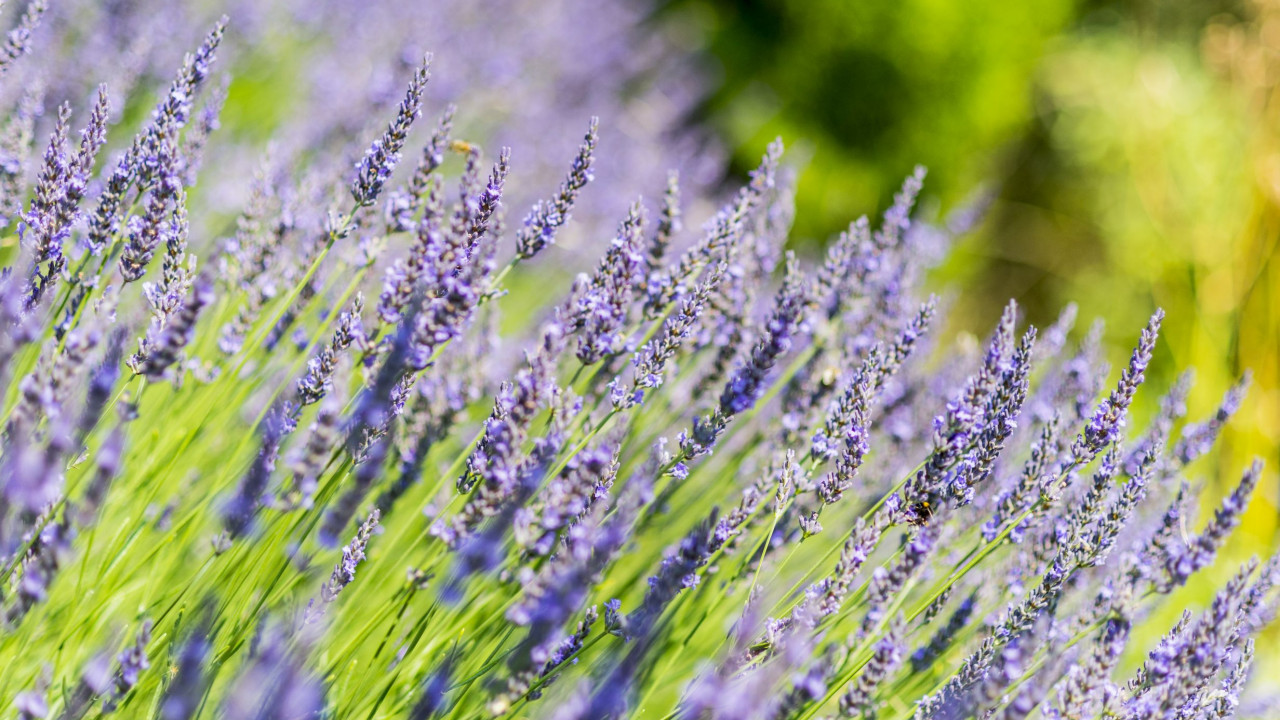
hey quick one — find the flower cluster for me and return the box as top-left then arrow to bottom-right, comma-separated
0,5 -> 1270,720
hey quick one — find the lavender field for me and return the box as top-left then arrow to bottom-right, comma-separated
0,1 -> 1274,718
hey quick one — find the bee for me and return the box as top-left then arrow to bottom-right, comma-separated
450,139 -> 477,154
907,500 -> 933,527
819,363 -> 840,387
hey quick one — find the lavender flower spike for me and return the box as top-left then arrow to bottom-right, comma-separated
863,524 -> 938,633
681,252 -> 809,458
305,509 -> 380,625
22,103 -> 72,301
406,105 -> 456,204
223,404 -> 296,539
912,594 -> 978,672
0,0 -> 47,78
26,84 -> 106,297
380,180 -> 445,325
160,626 -> 211,720
568,200 -> 646,365
104,620 -> 153,711
1074,308 -> 1163,460
351,54 -> 432,208
515,117 -> 599,259
0,89 -> 40,229
1163,459 -> 1264,588
611,261 -> 726,410
119,135 -> 181,284
64,84 -> 111,221
1173,371 -> 1251,465
647,170 -> 681,266
297,295 -> 365,406
840,618 -> 905,717
156,17 -> 228,130
138,278 -> 213,381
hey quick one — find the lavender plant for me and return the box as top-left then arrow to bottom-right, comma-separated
0,7 -> 1273,720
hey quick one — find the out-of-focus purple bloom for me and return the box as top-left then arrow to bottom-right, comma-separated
160,624 -> 211,720
403,105 -> 455,215
840,619 -> 905,717
0,88 -> 41,229
410,651 -> 456,719
223,403 -> 296,539
1125,369 -> 1193,475
221,625 -> 323,720
104,620 -> 152,711
1173,372 -> 1250,465
863,524 -> 938,633
15,688 -> 47,720
648,140 -> 783,316
437,327 -> 564,545
1048,617 -> 1130,719
380,180 -> 444,325
912,594 -> 978,672
983,416 -> 1061,543
0,0 -> 47,78
136,277 -> 212,382
647,170 -> 681,266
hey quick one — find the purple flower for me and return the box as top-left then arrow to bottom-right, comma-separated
404,105 -> 456,214
912,594 -> 978,672
297,295 -> 365,406
647,171 -> 681,266
901,300 -> 1021,523
567,201 -> 646,365
515,118 -> 599,259
351,54 -> 431,207
1161,460 -> 1263,588
160,624 -> 211,720
221,626 -> 322,720
304,509 -> 380,625
646,140 -> 783,316
1074,309 -> 1163,460
104,620 -> 152,711
609,260 -> 721,409
118,136 -> 182,284
681,252 -> 809,459
840,619 -> 905,717
863,523 -> 938,633
438,328 -> 565,545
136,277 -> 212,381
0,0 -> 46,79
1173,372 -> 1250,465
223,403 -> 296,539
22,103 -> 72,300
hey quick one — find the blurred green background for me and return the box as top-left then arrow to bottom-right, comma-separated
664,0 -> 1279,544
